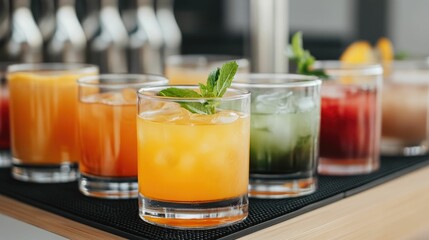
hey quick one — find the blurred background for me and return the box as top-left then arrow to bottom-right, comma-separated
0,0 -> 428,73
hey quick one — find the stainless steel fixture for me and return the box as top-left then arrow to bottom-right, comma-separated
250,0 -> 288,73
5,0 -> 43,62
46,0 -> 86,62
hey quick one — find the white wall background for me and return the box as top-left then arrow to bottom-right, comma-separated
289,0 -> 356,38
389,0 -> 429,57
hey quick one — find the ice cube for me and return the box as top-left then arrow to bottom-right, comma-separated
83,92 -> 125,105
254,91 -> 294,114
121,88 -> 137,104
211,111 -> 239,124
321,84 -> 347,99
140,102 -> 190,123
295,97 -> 315,112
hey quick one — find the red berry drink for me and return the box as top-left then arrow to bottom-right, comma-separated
0,87 -> 9,149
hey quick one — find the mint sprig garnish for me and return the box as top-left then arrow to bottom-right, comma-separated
288,32 -> 329,79
159,61 -> 239,115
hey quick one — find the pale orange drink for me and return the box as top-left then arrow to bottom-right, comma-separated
7,63 -> 98,183
137,84 -> 250,229
165,55 -> 250,85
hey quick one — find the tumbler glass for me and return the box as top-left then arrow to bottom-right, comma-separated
0,63 -> 12,168
316,62 -> 382,175
233,74 -> 321,198
137,85 -> 250,229
381,61 -> 429,156
7,63 -> 98,182
77,74 -> 168,199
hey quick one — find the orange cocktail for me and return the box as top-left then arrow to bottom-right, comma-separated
77,74 -> 168,199
137,85 -> 250,229
79,92 -> 137,177
7,63 -> 98,183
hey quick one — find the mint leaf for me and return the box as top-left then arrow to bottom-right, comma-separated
215,61 -> 238,97
159,88 -> 212,114
180,102 -> 212,115
205,68 -> 220,96
289,32 -> 329,79
159,88 -> 202,98
291,32 -> 304,58
159,61 -> 239,115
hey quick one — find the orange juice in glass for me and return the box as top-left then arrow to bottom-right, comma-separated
165,55 -> 249,85
137,85 -> 250,229
7,63 -> 98,183
77,74 -> 168,199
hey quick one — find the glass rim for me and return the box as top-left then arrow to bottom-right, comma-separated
232,73 -> 321,88
166,54 -> 250,67
313,60 -> 383,76
7,63 -> 98,74
387,60 -> 429,69
77,74 -> 169,88
137,85 -> 251,102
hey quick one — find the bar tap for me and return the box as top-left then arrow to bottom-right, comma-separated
5,0 -> 43,62
250,0 -> 288,73
128,0 -> 163,74
156,0 -> 181,57
46,0 -> 86,63
89,0 -> 128,73
0,0 -> 9,43
34,0 -> 55,45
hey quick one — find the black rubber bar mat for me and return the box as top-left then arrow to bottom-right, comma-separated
0,156 -> 428,240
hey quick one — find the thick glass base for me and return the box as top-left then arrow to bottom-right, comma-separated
381,139 -> 428,156
12,161 -> 78,183
0,150 -> 11,168
249,177 -> 316,199
139,193 -> 248,230
318,157 -> 379,176
79,174 -> 137,199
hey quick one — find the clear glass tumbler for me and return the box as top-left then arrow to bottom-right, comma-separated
381,61 -> 429,156
77,74 -> 168,199
137,85 -> 250,229
165,55 -> 249,85
233,74 -> 321,198
316,61 -> 383,175
7,63 -> 98,183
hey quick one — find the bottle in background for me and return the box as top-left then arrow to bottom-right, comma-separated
46,0 -> 86,63
5,0 -> 43,63
156,0 -> 181,58
88,0 -> 128,73
128,0 -> 163,74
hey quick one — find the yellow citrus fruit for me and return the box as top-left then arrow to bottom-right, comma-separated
376,37 -> 394,63
340,41 -> 376,64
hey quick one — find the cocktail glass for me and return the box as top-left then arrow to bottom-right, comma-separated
7,63 -> 98,182
77,74 -> 168,199
381,61 -> 429,156
165,55 -> 249,85
0,63 -> 12,168
137,85 -> 250,229
316,61 -> 382,175
233,74 -> 321,198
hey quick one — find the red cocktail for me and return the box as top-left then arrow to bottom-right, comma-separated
0,87 -> 9,149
